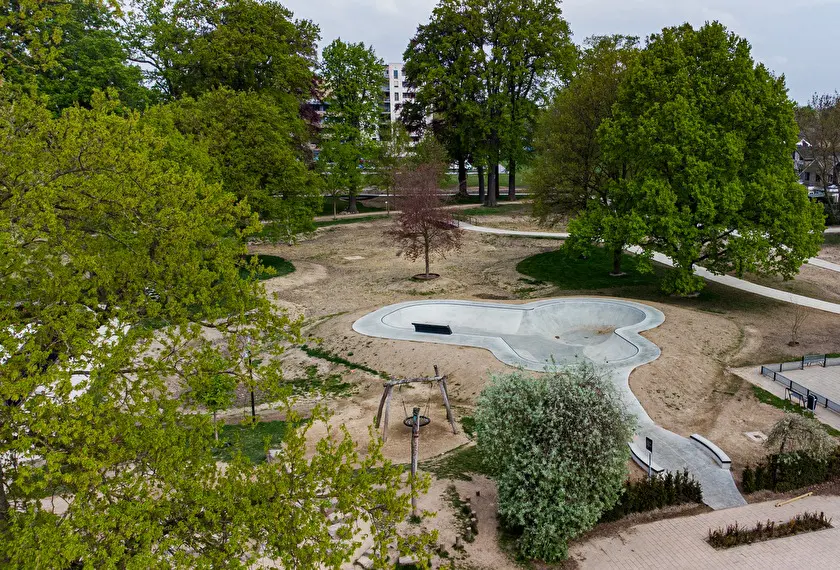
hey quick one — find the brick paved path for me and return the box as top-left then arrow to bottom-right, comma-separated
570,495 -> 840,569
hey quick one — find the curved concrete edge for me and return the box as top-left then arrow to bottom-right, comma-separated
691,434 -> 732,469
352,298 -> 664,374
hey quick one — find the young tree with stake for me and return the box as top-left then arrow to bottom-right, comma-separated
386,158 -> 463,278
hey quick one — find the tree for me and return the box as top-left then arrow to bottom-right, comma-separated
122,0 -> 319,103
34,0 -> 153,112
186,361 -> 237,440
403,1 -> 486,199
796,93 -> 840,190
475,365 -> 635,561
597,22 -> 825,295
531,35 -> 641,275
373,121 -> 413,200
156,88 -> 322,239
766,414 -> 835,459
0,89 -> 433,567
386,157 -> 463,278
319,39 -> 385,214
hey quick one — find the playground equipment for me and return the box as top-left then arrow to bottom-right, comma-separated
374,365 -> 457,442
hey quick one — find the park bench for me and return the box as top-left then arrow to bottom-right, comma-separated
628,442 -> 664,476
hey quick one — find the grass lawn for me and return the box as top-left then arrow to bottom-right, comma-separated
443,168 -> 532,190
240,254 -> 295,281
315,214 -> 389,228
320,196 -> 384,217
455,203 -> 532,217
516,246 -> 665,291
215,420 -> 290,464
824,233 -> 840,246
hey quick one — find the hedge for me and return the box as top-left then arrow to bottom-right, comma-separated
600,470 -> 703,522
742,449 -> 840,493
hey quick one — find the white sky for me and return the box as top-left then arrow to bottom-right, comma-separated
280,0 -> 840,104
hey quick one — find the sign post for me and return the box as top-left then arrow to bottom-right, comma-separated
645,437 -> 654,479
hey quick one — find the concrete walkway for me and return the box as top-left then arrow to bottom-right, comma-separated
458,222 -> 840,316
571,494 -> 840,569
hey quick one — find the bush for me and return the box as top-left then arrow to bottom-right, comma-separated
708,511 -> 832,549
742,448 -> 840,493
475,365 -> 635,562
600,470 -> 703,522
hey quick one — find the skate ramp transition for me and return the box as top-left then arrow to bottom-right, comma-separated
352,298 -> 662,372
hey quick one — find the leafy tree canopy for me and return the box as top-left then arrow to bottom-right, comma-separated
0,88 -> 431,567
123,0 -> 319,103
475,365 -> 635,561
153,88 -> 322,239
598,22 -> 824,294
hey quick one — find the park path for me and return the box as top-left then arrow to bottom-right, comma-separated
570,495 -> 840,569
458,222 -> 840,315
313,200 -> 522,223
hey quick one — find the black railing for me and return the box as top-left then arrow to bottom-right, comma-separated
759,366 -> 840,414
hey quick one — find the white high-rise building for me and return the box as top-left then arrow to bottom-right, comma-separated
381,62 -> 424,142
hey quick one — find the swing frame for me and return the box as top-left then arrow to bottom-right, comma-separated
374,365 -> 457,442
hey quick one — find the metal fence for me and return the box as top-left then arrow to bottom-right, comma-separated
759,365 -> 840,414
764,354 -> 840,373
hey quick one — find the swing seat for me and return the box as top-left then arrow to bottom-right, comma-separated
403,415 -> 431,428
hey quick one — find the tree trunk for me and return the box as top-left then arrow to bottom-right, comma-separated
508,159 -> 516,200
332,196 -> 337,220
0,462 -> 9,523
213,410 -> 219,441
611,247 -> 623,275
347,193 -> 358,214
457,158 -> 468,199
494,164 -> 500,201
424,239 -> 430,277
487,165 -> 498,207
477,165 -> 485,204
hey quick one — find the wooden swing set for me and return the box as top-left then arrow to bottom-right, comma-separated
374,365 -> 457,441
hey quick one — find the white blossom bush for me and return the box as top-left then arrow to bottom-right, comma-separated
475,365 -> 635,561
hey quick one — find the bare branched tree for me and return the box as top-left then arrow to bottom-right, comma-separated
386,161 -> 463,278
789,299 -> 808,346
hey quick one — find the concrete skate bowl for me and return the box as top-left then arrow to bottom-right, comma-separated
352,298 -> 664,372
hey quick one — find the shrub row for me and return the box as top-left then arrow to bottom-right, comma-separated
742,449 -> 840,493
600,470 -> 703,522
708,511 -> 832,549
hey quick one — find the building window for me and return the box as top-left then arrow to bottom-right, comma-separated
393,69 -> 399,79
804,172 -> 810,182
394,92 -> 399,101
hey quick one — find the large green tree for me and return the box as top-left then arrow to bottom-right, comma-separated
34,0 -> 153,111
532,36 -> 643,274
475,366 -> 635,561
406,0 -> 572,205
403,0 -> 486,199
123,0 -> 318,103
597,22 -> 824,294
0,89 -> 432,567
319,39 -> 385,214
155,88 -> 322,240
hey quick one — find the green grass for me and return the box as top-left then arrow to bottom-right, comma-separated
286,365 -> 354,397
214,420 -> 291,464
420,445 -> 488,481
751,386 -> 840,437
240,254 -> 295,281
300,344 -> 389,379
314,214 -> 389,228
320,196 -> 384,217
442,168 -> 532,190
516,245 -> 666,291
460,415 -> 476,439
455,204 -> 532,217
823,233 -> 840,246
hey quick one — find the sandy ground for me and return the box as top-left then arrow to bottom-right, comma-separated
243,218 -> 840,568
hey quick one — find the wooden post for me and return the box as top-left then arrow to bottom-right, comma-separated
382,386 -> 393,442
439,378 -> 457,434
375,384 -> 390,429
411,406 -> 420,518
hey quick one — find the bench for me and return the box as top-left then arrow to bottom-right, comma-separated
628,442 -> 664,476
690,434 -> 731,469
412,323 -> 452,335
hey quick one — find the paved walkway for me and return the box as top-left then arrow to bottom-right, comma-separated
458,222 -> 840,316
571,495 -> 840,569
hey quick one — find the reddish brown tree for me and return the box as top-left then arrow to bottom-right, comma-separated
386,162 -> 463,278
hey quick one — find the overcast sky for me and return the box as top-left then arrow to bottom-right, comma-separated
280,0 -> 840,104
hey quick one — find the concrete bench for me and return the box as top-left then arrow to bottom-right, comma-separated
690,434 -> 731,469
628,442 -> 664,476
